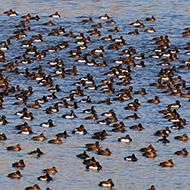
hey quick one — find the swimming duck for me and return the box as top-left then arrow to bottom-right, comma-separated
83,156 -> 97,166
48,137 -> 62,144
42,166 -> 58,174
25,184 -> 41,190
124,153 -> 138,161
7,170 -> 22,179
0,133 -> 7,140
99,179 -> 114,188
7,144 -> 21,151
40,119 -> 55,127
147,96 -> 160,104
72,124 -> 87,135
130,123 -> 144,130
28,148 -> 44,157
174,134 -> 189,141
49,12 -> 60,18
118,134 -> 132,143
126,113 -> 140,119
56,130 -> 69,138
98,148 -> 111,156
32,133 -> 46,141
62,110 -> 77,119
37,173 -> 53,181
159,159 -> 174,167
86,141 -> 101,151
86,161 -> 102,171
174,148 -> 188,156
76,151 -> 90,159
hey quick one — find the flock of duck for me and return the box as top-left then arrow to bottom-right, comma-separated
0,8 -> 190,190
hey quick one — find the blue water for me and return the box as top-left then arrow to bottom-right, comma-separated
0,0 -> 190,189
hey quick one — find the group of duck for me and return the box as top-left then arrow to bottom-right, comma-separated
0,8 -> 190,190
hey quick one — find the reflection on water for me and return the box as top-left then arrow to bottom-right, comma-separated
0,0 -> 190,190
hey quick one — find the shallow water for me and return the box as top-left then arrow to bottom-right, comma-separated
0,0 -> 190,189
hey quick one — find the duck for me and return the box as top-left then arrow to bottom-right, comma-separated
18,127 -> 33,135
56,130 -> 69,138
101,109 -> 115,117
80,96 -> 91,103
76,151 -> 90,159
118,134 -> 132,143
142,150 -> 157,158
27,100 -> 41,109
145,16 -> 156,22
37,173 -> 53,181
7,170 -> 22,179
108,26 -> 120,32
48,85 -> 61,92
147,185 -> 156,190
126,113 -> 140,119
40,119 -> 55,127
174,148 -> 188,156
147,96 -> 160,104
48,137 -> 62,144
49,12 -> 60,18
85,114 -> 98,120
47,92 -> 57,99
7,144 -> 21,151
128,29 -> 139,35
129,20 -> 141,26
174,134 -> 189,141
98,148 -> 111,156
21,112 -> 34,120
112,125 -> 125,132
98,98 -> 112,104
139,145 -> 155,152
12,159 -> 25,168
15,122 -> 29,130
0,133 -> 7,140
105,19 -> 116,24
15,108 -> 28,116
82,17 -> 93,22
168,100 -> 181,108
92,130 -> 108,140
65,102 -> 78,109
144,27 -> 155,33
154,127 -> 171,137
28,148 -> 44,157
85,141 -> 101,151
62,110 -> 77,119
42,166 -> 58,174
91,23 -> 102,28
83,156 -> 97,166
72,124 -> 87,135
130,123 -> 144,130
134,53 -> 145,59
101,34 -> 113,41
134,88 -> 147,95
124,153 -> 138,161
43,21 -> 54,26
25,184 -> 41,190
159,159 -> 174,167
86,161 -> 102,171
99,179 -> 114,188
99,13 -> 110,20
0,115 -> 7,125
158,136 -> 170,143
159,105 -> 172,114
32,133 -> 46,141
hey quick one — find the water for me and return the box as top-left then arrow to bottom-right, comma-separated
0,0 -> 190,189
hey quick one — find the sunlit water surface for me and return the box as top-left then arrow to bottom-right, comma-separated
0,0 -> 190,189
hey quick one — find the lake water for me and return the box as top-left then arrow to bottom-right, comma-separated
0,0 -> 190,189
